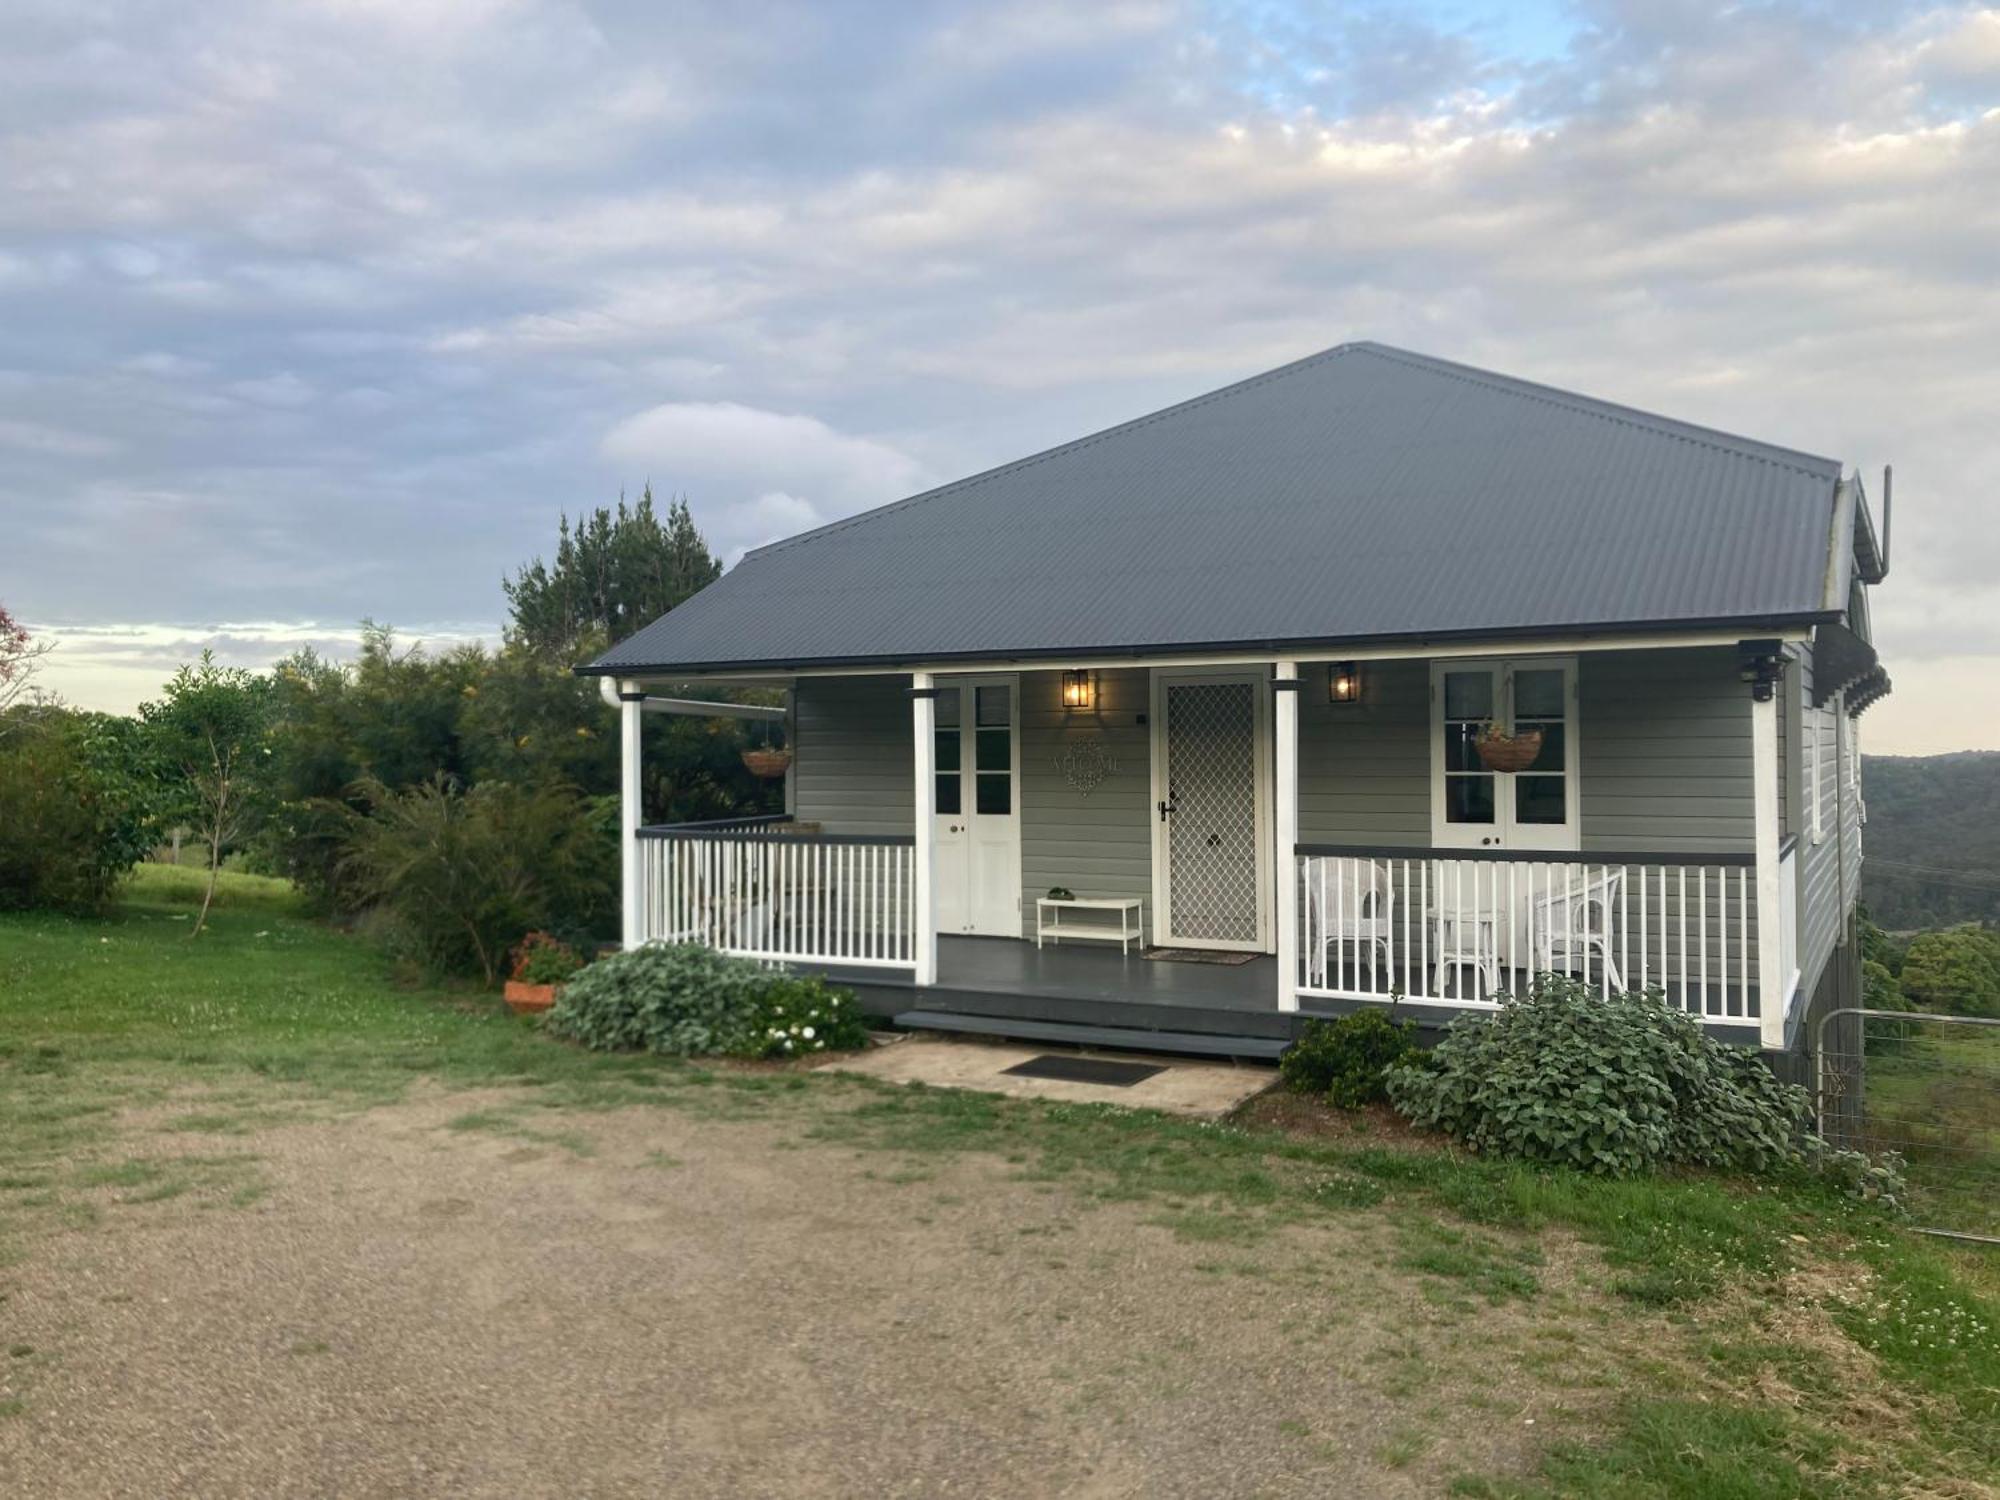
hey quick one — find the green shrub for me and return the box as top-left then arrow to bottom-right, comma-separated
510,931 -> 584,985
1280,1010 -> 1421,1108
545,943 -> 865,1059
746,974 -> 870,1059
0,707 -> 158,911
339,774 -> 611,983
1384,977 -> 1813,1178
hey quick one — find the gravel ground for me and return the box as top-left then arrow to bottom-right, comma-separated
1,1085 -> 1563,1498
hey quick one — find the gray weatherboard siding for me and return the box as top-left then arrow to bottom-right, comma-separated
792,675 -> 913,839
794,649 -> 1776,975
1021,668 -> 1154,942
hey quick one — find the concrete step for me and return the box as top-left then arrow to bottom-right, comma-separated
892,1009 -> 1290,1060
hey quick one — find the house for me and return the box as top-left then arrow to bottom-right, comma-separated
581,342 -> 1890,1067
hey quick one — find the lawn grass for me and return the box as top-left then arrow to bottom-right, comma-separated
2,867 -> 1995,1496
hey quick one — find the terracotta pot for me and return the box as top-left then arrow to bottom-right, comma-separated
741,748 -> 793,779
1474,729 -> 1544,773
503,980 -> 558,1015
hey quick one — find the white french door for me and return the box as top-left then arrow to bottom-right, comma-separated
1150,669 -> 1273,952
931,675 -> 1021,936
1430,658 -> 1579,851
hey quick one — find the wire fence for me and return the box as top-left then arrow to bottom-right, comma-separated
1813,1008 -> 2000,1243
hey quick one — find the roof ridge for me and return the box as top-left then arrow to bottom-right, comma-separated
1349,342 -> 1841,480
738,340 -> 1369,564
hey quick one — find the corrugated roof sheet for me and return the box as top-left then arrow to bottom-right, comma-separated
590,342 -> 1844,675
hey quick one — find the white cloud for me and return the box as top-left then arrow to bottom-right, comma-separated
2,0 -> 1997,756
600,402 -> 932,560
0,419 -> 118,457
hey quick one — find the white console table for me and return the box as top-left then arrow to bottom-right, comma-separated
1035,896 -> 1144,953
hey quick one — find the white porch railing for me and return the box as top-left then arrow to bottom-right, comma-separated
1295,846 -> 1765,1025
637,819 -> 917,968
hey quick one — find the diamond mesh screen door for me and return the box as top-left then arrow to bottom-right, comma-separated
1163,679 -> 1262,946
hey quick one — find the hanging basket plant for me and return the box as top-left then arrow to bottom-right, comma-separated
741,747 -> 793,779
1473,723 -> 1543,773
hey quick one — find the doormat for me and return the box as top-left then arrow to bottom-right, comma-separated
1143,947 -> 1259,966
1003,1054 -> 1167,1087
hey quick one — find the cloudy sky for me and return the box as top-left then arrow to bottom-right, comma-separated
2,0 -> 1994,751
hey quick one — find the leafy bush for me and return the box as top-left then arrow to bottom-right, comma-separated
545,943 -> 865,1059
1385,977 -> 1813,1178
510,931 -> 584,985
0,707 -> 158,911
1280,1010 -> 1420,1108
746,974 -> 869,1059
340,774 -> 611,983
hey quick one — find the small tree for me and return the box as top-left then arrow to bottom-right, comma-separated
139,652 -> 273,937
503,486 -> 721,660
0,602 -> 54,721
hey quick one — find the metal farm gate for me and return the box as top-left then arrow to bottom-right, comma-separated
1814,1007 -> 2000,1244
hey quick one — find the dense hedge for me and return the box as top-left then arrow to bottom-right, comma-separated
545,943 -> 868,1059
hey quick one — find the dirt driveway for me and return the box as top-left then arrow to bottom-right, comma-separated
1,1083 -> 1574,1499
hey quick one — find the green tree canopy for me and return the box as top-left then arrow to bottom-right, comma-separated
1897,924 -> 2000,1018
503,487 -> 721,661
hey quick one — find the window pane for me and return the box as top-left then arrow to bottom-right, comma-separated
934,730 -> 960,772
1445,774 -> 1495,825
1443,721 -> 1484,773
976,773 -> 1011,815
1518,721 -> 1564,773
975,727 -> 1010,771
935,687 -> 960,728
1516,774 -> 1566,825
975,685 -> 1010,727
1444,671 -> 1493,721
1513,668 -> 1564,720
936,774 -> 960,815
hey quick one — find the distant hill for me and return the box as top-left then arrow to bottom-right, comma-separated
1860,751 -> 2000,931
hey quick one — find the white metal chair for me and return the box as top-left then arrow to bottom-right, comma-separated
1532,867 -> 1624,991
1305,858 -> 1395,990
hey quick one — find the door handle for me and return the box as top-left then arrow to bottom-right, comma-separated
1158,793 -> 1177,822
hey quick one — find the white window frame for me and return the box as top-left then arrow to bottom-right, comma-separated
1804,703 -> 1825,845
1428,657 -> 1580,852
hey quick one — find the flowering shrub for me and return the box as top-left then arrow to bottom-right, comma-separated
545,943 -> 865,1059
511,930 -> 584,985
747,975 -> 870,1059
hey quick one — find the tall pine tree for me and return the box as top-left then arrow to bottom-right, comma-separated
504,486 -> 721,660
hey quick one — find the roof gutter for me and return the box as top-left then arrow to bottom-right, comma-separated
594,675 -> 786,721
576,612 -> 1833,682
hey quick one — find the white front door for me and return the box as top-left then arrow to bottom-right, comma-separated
1151,670 -> 1272,951
932,676 -> 1021,936
1430,658 -> 1579,851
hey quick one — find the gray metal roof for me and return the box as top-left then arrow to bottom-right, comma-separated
589,342 -> 1847,676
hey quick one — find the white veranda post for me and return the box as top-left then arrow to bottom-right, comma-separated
1751,681 -> 1785,1047
912,671 -> 938,986
619,681 -> 645,950
1274,661 -> 1300,1011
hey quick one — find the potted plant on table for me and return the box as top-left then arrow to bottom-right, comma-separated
504,931 -> 583,1015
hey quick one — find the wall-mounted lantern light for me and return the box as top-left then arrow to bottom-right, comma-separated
1328,661 -> 1361,705
1061,669 -> 1096,710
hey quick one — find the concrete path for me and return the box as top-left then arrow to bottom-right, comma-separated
821,1035 -> 1277,1118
